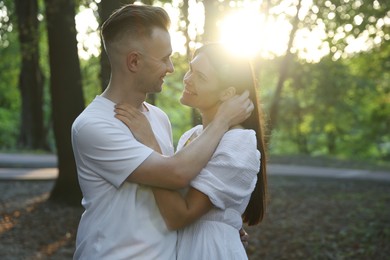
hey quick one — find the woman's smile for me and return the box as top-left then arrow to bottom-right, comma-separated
183,88 -> 197,96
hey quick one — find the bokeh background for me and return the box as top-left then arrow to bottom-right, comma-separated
0,0 -> 389,259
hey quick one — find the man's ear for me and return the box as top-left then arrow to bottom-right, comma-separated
126,52 -> 140,72
220,86 -> 237,101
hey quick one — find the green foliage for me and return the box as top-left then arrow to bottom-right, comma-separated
0,24 -> 20,149
312,0 -> 389,57
80,55 -> 101,105
266,47 -> 390,161
347,43 -> 390,159
156,53 -> 192,146
0,0 -> 388,165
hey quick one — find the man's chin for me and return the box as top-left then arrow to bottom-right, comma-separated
147,88 -> 163,95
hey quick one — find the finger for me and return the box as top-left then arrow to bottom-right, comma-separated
237,90 -> 249,101
131,109 -> 145,119
115,105 -> 143,119
241,98 -> 250,109
114,108 -> 132,119
114,114 -> 128,123
115,104 -> 138,115
114,106 -> 130,114
115,114 -> 132,128
115,103 -> 131,110
247,101 -> 254,113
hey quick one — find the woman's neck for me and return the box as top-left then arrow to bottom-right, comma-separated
200,105 -> 219,128
201,105 -> 245,130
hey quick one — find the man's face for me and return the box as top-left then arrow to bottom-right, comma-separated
136,28 -> 174,94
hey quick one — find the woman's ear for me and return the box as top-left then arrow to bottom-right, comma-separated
126,52 -> 140,72
220,86 -> 237,101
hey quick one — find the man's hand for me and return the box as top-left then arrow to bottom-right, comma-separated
215,90 -> 254,128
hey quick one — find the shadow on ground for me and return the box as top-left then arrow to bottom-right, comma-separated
1,175 -> 389,259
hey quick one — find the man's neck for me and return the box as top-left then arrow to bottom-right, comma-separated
101,84 -> 146,111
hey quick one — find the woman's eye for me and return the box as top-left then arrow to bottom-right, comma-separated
197,74 -> 206,81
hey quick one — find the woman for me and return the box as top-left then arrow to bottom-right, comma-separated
115,43 -> 268,259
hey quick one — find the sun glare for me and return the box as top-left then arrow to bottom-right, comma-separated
219,10 -> 263,58
75,5 -> 100,60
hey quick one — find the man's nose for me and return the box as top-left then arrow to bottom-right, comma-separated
166,60 -> 174,73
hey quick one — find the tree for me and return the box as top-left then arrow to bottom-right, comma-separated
44,0 -> 85,205
313,0 -> 389,59
268,0 -> 303,133
15,0 -> 47,150
0,1 -> 22,148
202,0 -> 220,43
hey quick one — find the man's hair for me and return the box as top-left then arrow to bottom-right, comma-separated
101,4 -> 171,50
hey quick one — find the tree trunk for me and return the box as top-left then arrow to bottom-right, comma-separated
202,0 -> 220,43
15,0 -> 47,150
268,0 -> 302,133
44,0 -> 85,205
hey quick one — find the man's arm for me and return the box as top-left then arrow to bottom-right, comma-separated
152,187 -> 213,230
121,91 -> 253,190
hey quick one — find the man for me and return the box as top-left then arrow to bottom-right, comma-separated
71,4 -> 252,259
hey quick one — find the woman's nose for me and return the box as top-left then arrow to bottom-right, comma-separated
183,72 -> 191,85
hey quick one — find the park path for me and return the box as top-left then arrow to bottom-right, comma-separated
0,153 -> 389,182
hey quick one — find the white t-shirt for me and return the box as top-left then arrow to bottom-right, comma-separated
71,96 -> 176,260
175,125 -> 260,259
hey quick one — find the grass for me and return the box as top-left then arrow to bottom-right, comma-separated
245,176 -> 390,259
0,155 -> 389,259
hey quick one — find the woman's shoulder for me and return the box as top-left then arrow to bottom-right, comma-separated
217,128 -> 257,154
177,125 -> 203,150
223,128 -> 256,142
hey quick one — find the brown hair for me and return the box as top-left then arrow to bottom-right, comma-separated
101,4 -> 171,51
194,43 -> 268,225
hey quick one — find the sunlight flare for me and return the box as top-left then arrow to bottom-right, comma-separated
219,10 -> 263,58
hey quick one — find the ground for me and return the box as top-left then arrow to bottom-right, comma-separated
1,173 -> 389,260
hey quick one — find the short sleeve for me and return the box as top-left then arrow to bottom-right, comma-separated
190,129 -> 260,209
176,125 -> 203,152
72,118 -> 153,188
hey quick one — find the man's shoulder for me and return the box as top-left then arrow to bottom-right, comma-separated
72,104 -> 118,135
144,102 -> 168,116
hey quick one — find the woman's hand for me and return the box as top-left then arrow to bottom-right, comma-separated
115,103 -> 161,153
239,228 -> 249,248
215,90 -> 254,128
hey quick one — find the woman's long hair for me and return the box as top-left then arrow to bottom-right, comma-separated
194,44 -> 268,225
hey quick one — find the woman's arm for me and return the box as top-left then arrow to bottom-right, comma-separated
116,105 -> 213,229
152,187 -> 213,230
114,92 -> 253,190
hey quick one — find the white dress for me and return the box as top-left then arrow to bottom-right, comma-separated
176,125 -> 261,260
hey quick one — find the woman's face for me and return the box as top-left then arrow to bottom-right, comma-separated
180,53 -> 222,111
